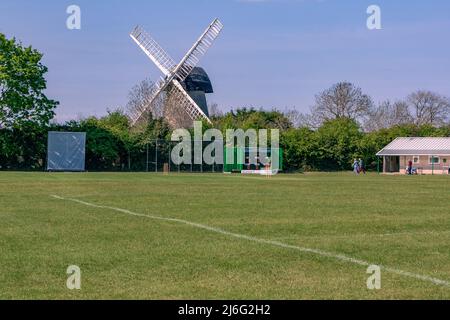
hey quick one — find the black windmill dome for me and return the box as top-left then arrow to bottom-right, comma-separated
182,67 -> 213,116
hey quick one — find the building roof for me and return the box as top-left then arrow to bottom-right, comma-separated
377,137 -> 450,156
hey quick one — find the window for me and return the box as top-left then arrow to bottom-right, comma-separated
429,156 -> 440,165
413,156 -> 420,164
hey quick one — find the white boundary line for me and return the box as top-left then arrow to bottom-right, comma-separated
272,230 -> 450,241
50,195 -> 450,289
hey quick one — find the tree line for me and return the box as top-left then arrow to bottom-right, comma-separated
1,33 -> 450,172
2,108 -> 449,172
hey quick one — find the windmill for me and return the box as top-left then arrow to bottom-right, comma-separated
129,18 -> 223,127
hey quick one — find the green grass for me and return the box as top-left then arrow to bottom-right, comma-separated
0,171 -> 449,299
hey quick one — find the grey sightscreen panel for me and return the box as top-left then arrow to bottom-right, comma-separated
47,132 -> 86,171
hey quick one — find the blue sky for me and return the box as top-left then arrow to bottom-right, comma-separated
1,0 -> 449,121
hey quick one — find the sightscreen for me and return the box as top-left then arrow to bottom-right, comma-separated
47,131 -> 86,171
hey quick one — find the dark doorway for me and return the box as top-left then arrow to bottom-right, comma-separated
384,156 -> 400,173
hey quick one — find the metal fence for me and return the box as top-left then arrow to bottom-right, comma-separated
123,139 -> 224,173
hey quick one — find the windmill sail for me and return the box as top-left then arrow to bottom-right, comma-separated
174,19 -> 223,81
130,26 -> 177,76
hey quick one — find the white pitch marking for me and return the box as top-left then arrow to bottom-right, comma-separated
50,195 -> 450,289
273,230 -> 450,241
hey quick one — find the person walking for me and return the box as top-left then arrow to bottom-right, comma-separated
359,158 -> 366,174
353,159 -> 360,174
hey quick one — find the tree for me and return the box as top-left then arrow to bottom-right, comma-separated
311,118 -> 363,170
126,78 -> 164,123
281,127 -> 314,172
97,109 -> 135,169
407,90 -> 450,126
0,33 -> 58,129
0,125 -> 47,170
283,108 -> 313,128
214,108 -> 292,131
208,102 -> 223,118
310,82 -> 374,126
365,100 -> 412,131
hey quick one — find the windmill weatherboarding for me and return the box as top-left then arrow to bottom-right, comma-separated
129,18 -> 223,126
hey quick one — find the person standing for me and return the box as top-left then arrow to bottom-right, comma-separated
407,159 -> 413,175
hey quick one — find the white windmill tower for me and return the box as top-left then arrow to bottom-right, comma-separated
129,18 -> 223,127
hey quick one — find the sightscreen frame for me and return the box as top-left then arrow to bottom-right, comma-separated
46,131 -> 86,172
